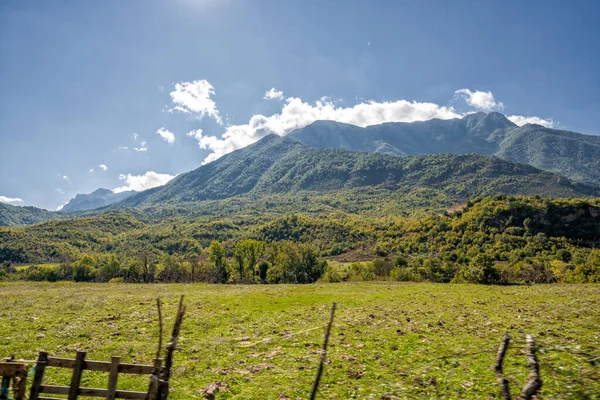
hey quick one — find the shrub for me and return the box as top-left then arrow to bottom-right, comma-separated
321,267 -> 342,283
452,254 -> 499,284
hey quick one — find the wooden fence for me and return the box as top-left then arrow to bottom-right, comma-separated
0,360 -> 28,400
28,351 -> 162,400
0,296 -> 185,400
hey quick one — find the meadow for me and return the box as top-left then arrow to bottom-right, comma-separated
0,282 -> 598,399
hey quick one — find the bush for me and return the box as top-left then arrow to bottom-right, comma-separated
452,254 -> 499,284
347,262 -> 376,281
321,267 -> 342,283
390,266 -> 421,282
26,265 -> 58,282
108,277 -> 124,283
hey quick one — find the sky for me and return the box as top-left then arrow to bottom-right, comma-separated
1,0 -> 599,210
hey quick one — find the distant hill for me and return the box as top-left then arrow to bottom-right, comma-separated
61,188 -> 135,212
0,202 -> 60,226
115,134 -> 598,209
289,112 -> 600,186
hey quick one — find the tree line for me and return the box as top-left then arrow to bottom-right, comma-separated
0,239 -> 327,284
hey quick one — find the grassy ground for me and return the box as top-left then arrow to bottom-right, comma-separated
0,282 -> 598,399
13,263 -> 59,271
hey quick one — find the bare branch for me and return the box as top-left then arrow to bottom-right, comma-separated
309,303 -> 337,400
156,298 -> 164,361
519,334 -> 542,400
495,333 -> 512,400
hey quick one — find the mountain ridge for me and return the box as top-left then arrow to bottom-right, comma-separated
61,188 -> 136,212
289,112 -> 600,186
111,134 -> 599,210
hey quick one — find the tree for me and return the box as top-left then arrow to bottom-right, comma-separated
74,255 -> 97,282
97,255 -> 121,282
234,240 -> 266,282
208,240 -> 228,283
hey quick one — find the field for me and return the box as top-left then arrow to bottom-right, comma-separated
0,282 -> 598,399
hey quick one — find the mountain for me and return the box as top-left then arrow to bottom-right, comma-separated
114,134 -> 598,209
289,112 -> 600,186
0,202 -> 60,226
61,188 -> 135,212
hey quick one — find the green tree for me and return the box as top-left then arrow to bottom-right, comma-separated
97,255 -> 121,282
234,240 -> 266,282
74,255 -> 97,282
208,240 -> 229,283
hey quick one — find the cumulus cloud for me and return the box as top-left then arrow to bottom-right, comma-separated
113,171 -> 176,193
156,127 -> 175,144
175,81 -> 555,165
455,88 -> 504,111
169,79 -> 222,124
507,115 -> 554,128
0,196 -> 23,204
56,202 -> 68,211
188,96 -> 461,164
264,88 -> 284,100
133,133 -> 139,140
99,164 -> 108,171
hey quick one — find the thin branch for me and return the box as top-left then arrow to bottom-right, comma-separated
494,334 -> 512,400
309,303 -> 337,400
519,334 -> 542,400
156,298 -> 164,361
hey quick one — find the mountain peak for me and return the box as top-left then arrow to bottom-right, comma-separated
61,188 -> 136,212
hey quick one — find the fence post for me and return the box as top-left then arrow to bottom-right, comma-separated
29,351 -> 48,400
68,350 -> 86,400
106,356 -> 120,400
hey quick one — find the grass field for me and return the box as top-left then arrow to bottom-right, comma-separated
0,282 -> 598,399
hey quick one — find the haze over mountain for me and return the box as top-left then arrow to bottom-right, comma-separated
289,112 -> 600,186
60,188 -> 135,212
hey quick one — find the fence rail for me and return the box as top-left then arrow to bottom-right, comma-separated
29,350 -> 162,400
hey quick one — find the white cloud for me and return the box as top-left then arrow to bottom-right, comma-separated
188,96 -> 461,164
175,82 -> 555,165
89,168 -> 94,173
264,88 -> 284,100
99,164 -> 108,171
113,171 -> 176,193
455,88 -> 504,111
0,196 -> 23,204
156,127 -> 175,144
56,202 -> 68,211
507,115 -> 554,128
118,145 -> 129,150
169,80 -> 222,124
133,133 -> 139,140
134,147 -> 148,152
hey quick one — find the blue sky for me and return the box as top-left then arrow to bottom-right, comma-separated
1,0 -> 599,210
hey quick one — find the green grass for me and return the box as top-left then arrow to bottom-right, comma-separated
14,263 -> 59,271
0,282 -> 598,399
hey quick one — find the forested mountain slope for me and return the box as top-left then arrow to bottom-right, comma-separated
115,134 -> 597,209
289,112 -> 600,185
